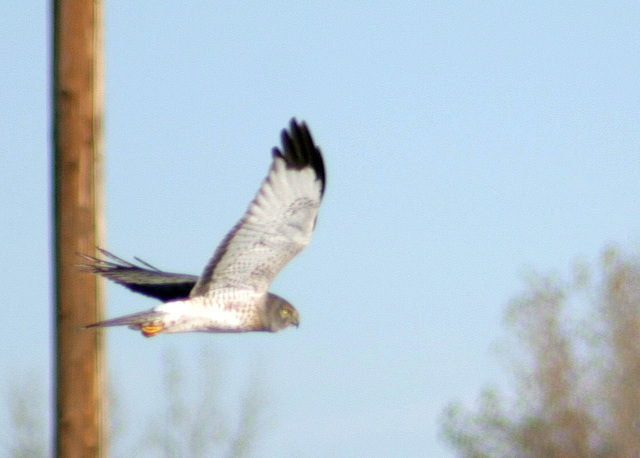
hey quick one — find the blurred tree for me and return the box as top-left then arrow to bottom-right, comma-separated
441,248 -> 640,458
3,371 -> 47,458
5,346 -> 266,458
136,346 -> 266,458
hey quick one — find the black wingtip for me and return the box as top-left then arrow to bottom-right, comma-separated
273,118 -> 326,196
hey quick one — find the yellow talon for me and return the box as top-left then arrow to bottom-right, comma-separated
141,324 -> 163,337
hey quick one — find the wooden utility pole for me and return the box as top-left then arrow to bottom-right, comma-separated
52,0 -> 106,456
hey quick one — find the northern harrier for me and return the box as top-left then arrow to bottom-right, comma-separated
83,119 -> 325,337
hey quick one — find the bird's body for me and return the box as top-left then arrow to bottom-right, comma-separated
82,119 -> 323,337
92,292 -> 294,336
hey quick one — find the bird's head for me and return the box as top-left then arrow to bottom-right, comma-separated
265,293 -> 300,331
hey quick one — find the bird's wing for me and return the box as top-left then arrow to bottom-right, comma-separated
190,119 -> 326,298
78,248 -> 198,301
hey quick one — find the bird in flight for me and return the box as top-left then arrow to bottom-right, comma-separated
82,119 -> 325,337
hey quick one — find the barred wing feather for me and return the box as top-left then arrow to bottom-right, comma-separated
190,119 -> 325,298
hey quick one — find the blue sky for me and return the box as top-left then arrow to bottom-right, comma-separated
2,2 -> 639,456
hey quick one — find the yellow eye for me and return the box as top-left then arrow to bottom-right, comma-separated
280,308 -> 290,318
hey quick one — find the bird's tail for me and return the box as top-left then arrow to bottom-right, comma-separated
85,309 -> 169,337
